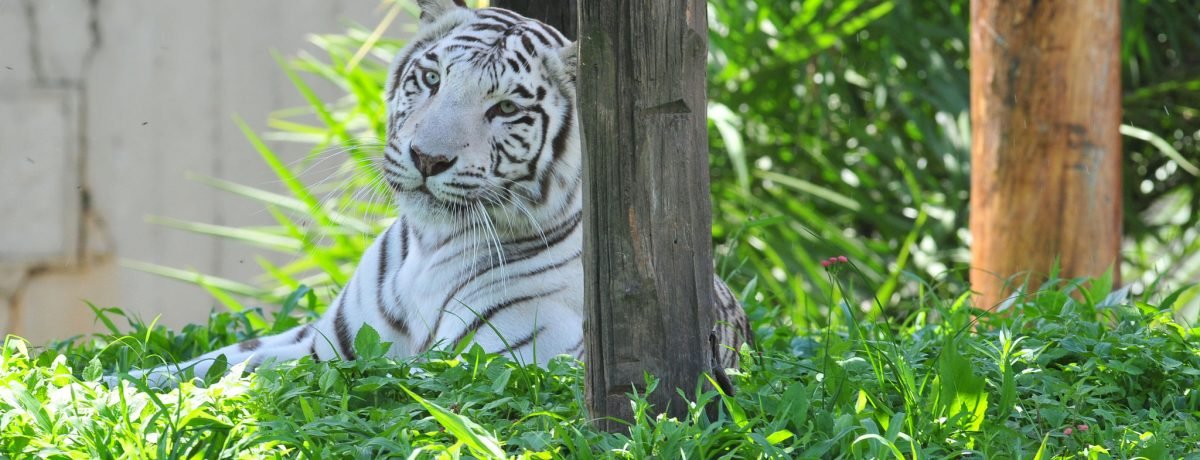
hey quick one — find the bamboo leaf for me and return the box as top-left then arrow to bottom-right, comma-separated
146,216 -> 302,253
121,260 -> 269,298
1121,124 -> 1200,176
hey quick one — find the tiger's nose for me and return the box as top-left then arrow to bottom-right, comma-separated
409,144 -> 458,177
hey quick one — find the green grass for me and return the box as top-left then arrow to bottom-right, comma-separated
3,272 -> 1198,458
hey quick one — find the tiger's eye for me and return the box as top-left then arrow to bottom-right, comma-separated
487,100 -> 522,119
423,70 -> 440,87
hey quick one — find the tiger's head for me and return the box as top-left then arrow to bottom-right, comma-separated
383,0 -> 580,236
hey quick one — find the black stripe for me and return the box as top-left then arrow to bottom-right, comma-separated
507,115 -> 536,126
334,301 -> 357,360
427,241 -> 475,273
481,16 -> 519,30
388,220 -> 409,321
521,34 -> 536,54
431,228 -> 459,251
471,23 -> 507,33
514,105 -> 552,183
376,227 -> 410,336
504,211 -> 582,258
481,8 -> 523,23
494,143 -> 515,163
384,151 -> 406,169
550,98 -> 574,163
456,214 -> 577,280
509,133 -> 528,146
445,43 -> 490,55
516,211 -> 580,252
294,325 -> 312,343
504,136 -> 531,152
566,336 -> 583,354
531,100 -> 575,206
459,250 -> 580,301
523,20 -> 566,46
377,225 -> 389,286
450,290 -> 561,347
505,57 -> 522,73
512,84 -> 534,100
399,219 -> 409,262
478,10 -> 520,27
444,181 -> 479,190
308,341 -> 320,362
452,34 -> 485,44
443,210 -> 577,275
382,306 -> 412,336
523,24 -> 554,47
715,280 -> 735,307
383,166 -> 406,178
239,338 -> 261,352
503,326 -> 546,353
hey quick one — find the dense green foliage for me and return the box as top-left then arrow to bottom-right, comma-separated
708,0 -> 1200,322
4,0 -> 1200,457
5,272 -> 1199,457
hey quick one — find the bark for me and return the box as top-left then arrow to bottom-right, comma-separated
970,0 -> 1123,309
578,0 -> 714,432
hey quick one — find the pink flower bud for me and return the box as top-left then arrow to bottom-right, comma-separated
1063,427 -> 1074,436
837,256 -> 848,263
1077,424 -> 1088,431
821,260 -> 831,268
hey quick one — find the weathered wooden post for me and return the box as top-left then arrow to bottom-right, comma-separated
970,1 -> 1122,309
577,0 -> 715,431
493,0 -> 713,431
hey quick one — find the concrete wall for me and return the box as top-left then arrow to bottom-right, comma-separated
0,0 -> 394,343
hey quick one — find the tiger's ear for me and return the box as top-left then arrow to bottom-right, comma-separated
417,0 -> 466,25
558,42 -> 578,84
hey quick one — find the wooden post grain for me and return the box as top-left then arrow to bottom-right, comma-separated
970,0 -> 1123,309
578,0 -> 715,431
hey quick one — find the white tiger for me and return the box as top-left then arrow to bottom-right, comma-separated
114,0 -> 750,390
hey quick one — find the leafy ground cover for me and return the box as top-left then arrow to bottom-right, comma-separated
3,270 -> 1198,458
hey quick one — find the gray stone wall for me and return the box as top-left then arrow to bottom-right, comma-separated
0,0 -> 392,343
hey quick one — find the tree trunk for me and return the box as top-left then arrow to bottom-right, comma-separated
578,0 -> 714,432
970,0 -> 1123,310
487,0 -> 577,40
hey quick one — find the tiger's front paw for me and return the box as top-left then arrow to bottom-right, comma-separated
100,374 -> 121,389
100,368 -> 183,390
